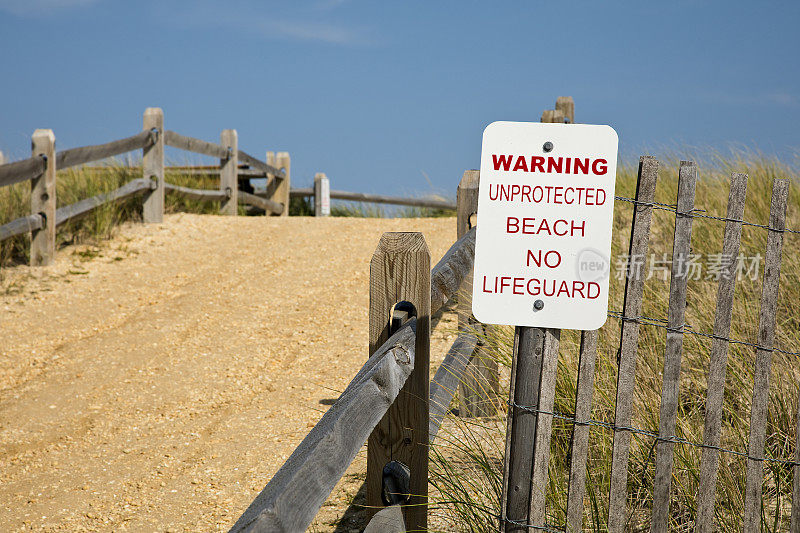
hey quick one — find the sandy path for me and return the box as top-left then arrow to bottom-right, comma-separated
0,214 -> 457,532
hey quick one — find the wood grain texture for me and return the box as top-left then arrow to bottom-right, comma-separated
228,321 -> 417,533
366,232 -> 431,531
363,504 -> 406,533
56,130 -> 154,170
219,130 -> 238,216
555,96 -> 575,124
55,179 -> 152,226
164,129 -> 229,159
164,183 -> 228,202
743,178 -> 789,532
429,331 -> 478,443
608,155 -> 659,532
430,227 -> 476,315
791,382 -> 800,533
650,161 -> 698,533
503,326 -> 546,532
565,329 -> 599,531
0,154 -> 46,188
0,213 -> 44,241
238,149 -> 284,178
238,191 -> 282,215
528,329 -> 561,525
142,108 -> 164,223
694,173 -> 748,533
273,152 -> 291,216
30,129 -> 56,266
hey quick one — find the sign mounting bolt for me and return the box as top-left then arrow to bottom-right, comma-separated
543,141 -> 554,153
533,300 -> 544,311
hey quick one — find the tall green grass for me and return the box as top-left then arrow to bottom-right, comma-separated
430,154 -> 800,532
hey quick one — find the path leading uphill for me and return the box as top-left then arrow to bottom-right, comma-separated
0,214 -> 458,532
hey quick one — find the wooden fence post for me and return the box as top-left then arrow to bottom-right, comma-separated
743,178 -> 789,532
792,382 -> 800,533
366,232 -> 431,532
266,151 -> 290,216
556,96 -> 575,124
314,172 -> 330,216
0,150 -> 5,165
220,129 -> 238,215
142,107 -> 164,223
30,129 -> 56,266
650,161 -> 697,532
457,169 -> 499,417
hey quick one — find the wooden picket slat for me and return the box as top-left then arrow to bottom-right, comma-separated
694,173 -> 748,532
608,156 -> 659,532
650,161 -> 698,532
792,382 -> 800,533
565,329 -> 599,531
528,329 -> 561,525
743,178 -> 789,532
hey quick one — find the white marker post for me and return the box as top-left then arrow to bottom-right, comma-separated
475,122 -> 618,531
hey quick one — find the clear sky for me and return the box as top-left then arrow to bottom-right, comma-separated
1,1 -> 798,197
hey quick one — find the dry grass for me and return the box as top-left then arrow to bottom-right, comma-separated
430,153 -> 800,532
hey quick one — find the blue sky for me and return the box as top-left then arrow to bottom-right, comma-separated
1,1 -> 798,196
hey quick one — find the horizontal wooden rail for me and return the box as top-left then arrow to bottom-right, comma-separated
0,213 -> 44,241
55,179 -> 153,226
238,191 -> 283,215
0,155 -> 46,188
238,149 -> 285,178
290,188 -> 456,211
430,226 -> 476,315
229,319 -> 418,533
164,130 -> 229,159
429,330 -> 479,443
55,130 -> 155,170
164,182 -> 228,202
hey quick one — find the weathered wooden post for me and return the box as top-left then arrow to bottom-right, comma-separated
556,96 -> 575,124
142,107 -> 164,223
266,151 -> 291,216
0,150 -> 6,165
30,129 -> 56,266
220,129 -> 238,215
457,169 -> 499,417
366,232 -> 431,531
314,172 -> 330,216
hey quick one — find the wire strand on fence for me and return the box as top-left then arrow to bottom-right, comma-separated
614,195 -> 800,235
507,401 -> 800,468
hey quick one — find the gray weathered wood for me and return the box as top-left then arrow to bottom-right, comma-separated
56,130 -> 154,169
164,129 -> 229,159
502,326 -> 546,532
288,187 -> 457,210
228,320 -> 417,533
0,213 -> 44,241
792,382 -> 800,533
165,183 -> 228,202
457,169 -> 498,418
0,154 -> 46,187
556,96 -> 575,124
0,150 -> 4,165
364,504 -> 406,533
55,179 -> 152,226
238,191 -> 282,215
743,178 -> 789,532
367,232 -> 430,531
238,149 -> 284,178
564,329 -> 599,531
528,329 -> 561,525
431,227 -> 476,315
608,155 -> 659,532
429,331 -> 479,443
30,129 -> 56,266
142,108 -> 164,223
314,172 -> 330,217
541,109 -> 565,123
274,152 -> 290,216
651,161 -> 698,532
220,130 -> 238,216
694,173 -> 748,533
